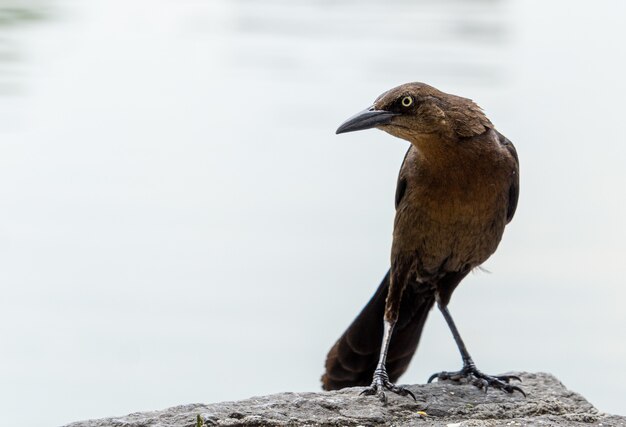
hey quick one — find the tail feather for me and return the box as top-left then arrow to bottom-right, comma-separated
321,269 -> 435,390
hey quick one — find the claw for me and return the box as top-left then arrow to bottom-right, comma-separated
391,385 -> 416,401
428,367 -> 526,397
360,378 -> 416,404
360,386 -> 388,403
508,385 -> 526,397
359,388 -> 375,397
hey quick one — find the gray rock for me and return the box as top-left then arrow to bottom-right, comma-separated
64,372 -> 625,426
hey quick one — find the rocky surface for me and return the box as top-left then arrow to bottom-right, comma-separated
65,372 -> 625,426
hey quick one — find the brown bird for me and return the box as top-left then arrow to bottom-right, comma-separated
322,82 -> 522,402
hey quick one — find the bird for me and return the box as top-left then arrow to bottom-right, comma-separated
321,82 -> 522,402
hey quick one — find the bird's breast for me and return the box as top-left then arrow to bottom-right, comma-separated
391,142 -> 512,277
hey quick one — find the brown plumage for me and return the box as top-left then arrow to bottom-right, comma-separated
323,83 -> 521,401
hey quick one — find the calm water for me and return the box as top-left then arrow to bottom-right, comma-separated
1,0 -> 625,425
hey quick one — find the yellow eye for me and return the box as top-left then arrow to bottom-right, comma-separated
401,96 -> 413,107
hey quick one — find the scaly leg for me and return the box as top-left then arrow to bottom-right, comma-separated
428,303 -> 525,396
360,319 -> 416,403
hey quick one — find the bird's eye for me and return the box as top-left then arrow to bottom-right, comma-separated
401,96 -> 413,107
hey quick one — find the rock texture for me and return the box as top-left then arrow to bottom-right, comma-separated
65,372 -> 625,426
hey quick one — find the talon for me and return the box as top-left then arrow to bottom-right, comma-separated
404,389 -> 417,401
427,372 -> 440,383
360,388 -> 375,397
428,366 -> 526,397
390,385 -> 416,401
360,373 -> 415,403
508,385 -> 526,397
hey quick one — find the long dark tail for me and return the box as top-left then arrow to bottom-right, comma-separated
321,270 -> 436,390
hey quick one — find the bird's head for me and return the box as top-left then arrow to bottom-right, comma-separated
336,83 -> 492,143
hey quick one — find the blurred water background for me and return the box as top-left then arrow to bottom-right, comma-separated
1,0 -> 625,425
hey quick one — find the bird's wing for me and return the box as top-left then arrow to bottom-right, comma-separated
496,131 -> 520,224
395,146 -> 412,209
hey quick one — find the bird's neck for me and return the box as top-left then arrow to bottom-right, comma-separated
407,131 -> 501,189
408,134 -> 468,171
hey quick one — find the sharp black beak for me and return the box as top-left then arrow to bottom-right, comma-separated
336,107 -> 399,134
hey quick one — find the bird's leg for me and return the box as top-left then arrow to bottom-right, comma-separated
360,319 -> 416,403
428,303 -> 525,396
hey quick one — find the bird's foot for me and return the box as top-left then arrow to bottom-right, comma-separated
360,368 -> 416,404
428,363 -> 525,396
